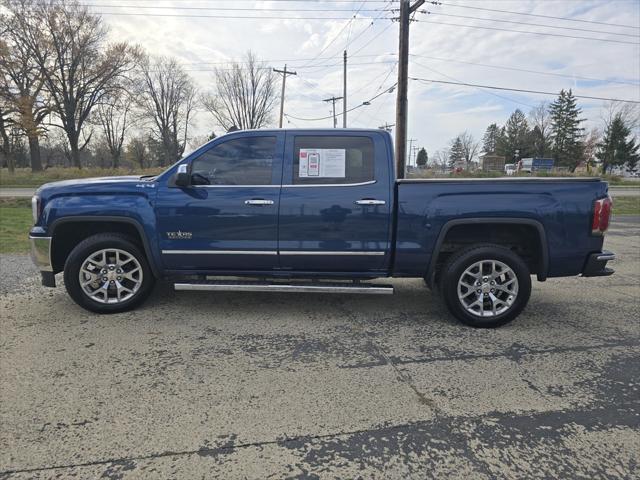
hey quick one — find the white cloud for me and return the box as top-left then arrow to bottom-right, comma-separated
98,0 -> 639,153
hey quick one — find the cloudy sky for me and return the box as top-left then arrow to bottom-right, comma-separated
96,0 -> 639,160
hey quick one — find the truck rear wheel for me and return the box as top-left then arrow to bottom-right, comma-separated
440,244 -> 531,328
63,233 -> 155,313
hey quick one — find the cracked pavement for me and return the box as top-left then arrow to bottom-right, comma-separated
0,218 -> 638,479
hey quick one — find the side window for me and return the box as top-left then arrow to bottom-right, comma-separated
191,136 -> 276,185
293,136 -> 375,185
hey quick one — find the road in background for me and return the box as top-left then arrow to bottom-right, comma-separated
0,188 -> 34,198
1,219 -> 638,478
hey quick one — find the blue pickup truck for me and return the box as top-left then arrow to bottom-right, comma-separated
29,129 -> 615,327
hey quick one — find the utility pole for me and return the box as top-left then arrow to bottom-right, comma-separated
273,65 -> 297,128
323,96 -> 343,128
343,50 -> 347,128
408,138 -> 417,167
395,0 -> 425,179
378,122 -> 395,132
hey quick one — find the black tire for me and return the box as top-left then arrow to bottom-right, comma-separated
63,233 -> 155,313
440,244 -> 531,328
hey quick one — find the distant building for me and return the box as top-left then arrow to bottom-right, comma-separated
480,154 -> 506,172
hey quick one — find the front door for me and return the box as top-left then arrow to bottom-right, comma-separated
277,131 -> 392,274
156,132 -> 284,272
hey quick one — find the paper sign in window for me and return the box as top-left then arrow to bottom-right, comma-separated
299,149 -> 346,178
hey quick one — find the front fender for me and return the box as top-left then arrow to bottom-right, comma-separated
43,194 -> 162,277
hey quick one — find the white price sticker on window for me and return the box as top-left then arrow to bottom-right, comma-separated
299,149 -> 346,178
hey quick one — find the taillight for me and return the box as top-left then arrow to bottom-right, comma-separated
592,196 -> 612,235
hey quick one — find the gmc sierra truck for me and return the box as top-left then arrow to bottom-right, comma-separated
29,129 -> 615,328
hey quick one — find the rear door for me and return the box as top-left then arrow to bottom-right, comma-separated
277,131 -> 392,273
156,131 -> 283,272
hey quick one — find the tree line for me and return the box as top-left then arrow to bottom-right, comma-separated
428,91 -> 639,174
0,0 -> 279,172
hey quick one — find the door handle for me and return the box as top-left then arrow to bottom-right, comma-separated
245,199 -> 274,206
355,199 -> 386,206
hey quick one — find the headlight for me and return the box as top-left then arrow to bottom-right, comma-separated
31,195 -> 41,224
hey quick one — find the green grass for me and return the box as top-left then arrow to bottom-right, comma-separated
613,196 -> 640,216
0,167 -> 164,188
0,198 -> 32,253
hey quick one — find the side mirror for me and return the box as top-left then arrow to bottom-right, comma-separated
173,164 -> 191,187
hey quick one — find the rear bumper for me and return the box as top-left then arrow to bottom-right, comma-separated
29,235 -> 56,287
581,251 -> 615,277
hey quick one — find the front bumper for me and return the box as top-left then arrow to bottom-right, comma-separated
582,251 -> 615,277
29,236 -> 56,287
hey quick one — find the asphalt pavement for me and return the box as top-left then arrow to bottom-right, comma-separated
0,219 -> 638,479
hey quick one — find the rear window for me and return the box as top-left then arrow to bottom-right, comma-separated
293,136 -> 375,185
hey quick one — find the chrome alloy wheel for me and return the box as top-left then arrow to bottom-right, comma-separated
78,248 -> 143,304
456,259 -> 519,318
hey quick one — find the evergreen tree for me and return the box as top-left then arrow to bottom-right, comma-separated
502,109 -> 532,161
482,123 -> 500,154
448,136 -> 465,168
416,147 -> 428,167
597,114 -> 640,174
550,89 -> 585,170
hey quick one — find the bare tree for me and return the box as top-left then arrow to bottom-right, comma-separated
529,102 -> 552,158
581,127 -> 600,173
126,137 -> 148,169
432,149 -> 449,172
136,55 -> 196,166
0,102 -> 16,171
96,91 -> 133,168
10,0 -> 136,167
601,100 -> 639,132
459,131 -> 480,170
202,51 -> 277,131
0,6 -> 51,172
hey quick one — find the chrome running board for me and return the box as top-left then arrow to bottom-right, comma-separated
174,280 -> 394,295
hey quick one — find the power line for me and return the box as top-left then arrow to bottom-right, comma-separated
345,0 -> 369,47
410,77 -> 640,104
411,59 -> 536,108
302,2 -> 392,70
435,1 -> 640,30
65,3 -> 394,13
167,53 -> 396,66
418,10 -> 640,38
156,60 -> 397,73
409,54 -> 640,86
95,12 -> 393,20
415,18 -> 640,45
36,0 -> 640,3
285,81 -> 397,121
350,21 -> 395,57
296,14 -> 361,69
29,0 -> 640,2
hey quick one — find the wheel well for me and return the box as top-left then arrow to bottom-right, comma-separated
51,221 -> 145,273
431,222 -> 545,284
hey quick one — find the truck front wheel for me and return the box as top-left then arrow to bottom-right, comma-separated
63,233 -> 155,313
440,244 -> 531,328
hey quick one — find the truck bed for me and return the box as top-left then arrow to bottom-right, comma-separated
393,177 -> 608,279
